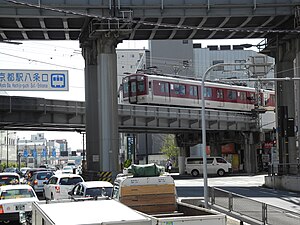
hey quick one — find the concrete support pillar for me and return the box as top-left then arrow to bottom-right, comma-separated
276,41 -> 297,165
243,132 -> 257,174
209,141 -> 222,157
178,146 -> 188,175
294,39 -> 300,159
81,35 -> 119,174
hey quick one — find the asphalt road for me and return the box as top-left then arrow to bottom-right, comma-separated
173,173 -> 300,224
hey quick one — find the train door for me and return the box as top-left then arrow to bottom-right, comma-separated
163,82 -> 170,103
216,88 -> 224,108
128,76 -> 137,104
238,92 -> 246,110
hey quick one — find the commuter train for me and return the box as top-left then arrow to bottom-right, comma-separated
121,73 -> 275,112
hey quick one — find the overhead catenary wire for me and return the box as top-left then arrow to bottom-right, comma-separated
5,0 -> 300,35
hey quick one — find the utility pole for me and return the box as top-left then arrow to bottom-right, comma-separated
6,130 -> 8,168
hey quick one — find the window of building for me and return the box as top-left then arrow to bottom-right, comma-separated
183,60 -> 189,68
235,60 -> 246,70
212,60 -> 224,71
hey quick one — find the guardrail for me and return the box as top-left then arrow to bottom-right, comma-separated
209,187 -> 300,225
268,163 -> 300,176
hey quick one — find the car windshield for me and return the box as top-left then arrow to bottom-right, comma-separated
85,187 -> 113,197
63,167 -> 72,171
0,176 -> 19,185
37,172 -> 53,180
59,177 -> 83,185
0,188 -> 35,199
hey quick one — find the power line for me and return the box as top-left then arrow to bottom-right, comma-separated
0,51 -> 83,71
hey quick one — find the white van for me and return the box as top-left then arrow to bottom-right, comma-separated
185,157 -> 232,177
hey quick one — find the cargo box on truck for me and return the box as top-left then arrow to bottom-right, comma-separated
112,164 -> 226,225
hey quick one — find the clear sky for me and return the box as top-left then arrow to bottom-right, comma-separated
0,38 -> 263,150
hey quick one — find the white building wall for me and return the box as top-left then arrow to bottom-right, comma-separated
116,49 -> 149,87
0,131 -> 17,163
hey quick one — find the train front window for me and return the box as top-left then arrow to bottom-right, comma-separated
123,83 -> 128,94
131,82 -> 136,93
137,81 -> 145,92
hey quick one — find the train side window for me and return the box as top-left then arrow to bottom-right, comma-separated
174,84 -> 185,95
165,83 -> 169,93
189,86 -> 197,96
160,83 -> 165,92
204,87 -> 212,98
216,89 -> 223,99
228,90 -> 237,100
239,92 -> 246,101
179,84 -> 186,95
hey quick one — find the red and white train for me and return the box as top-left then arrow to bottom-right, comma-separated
121,73 -> 275,112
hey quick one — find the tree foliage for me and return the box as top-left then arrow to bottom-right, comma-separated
160,134 -> 179,166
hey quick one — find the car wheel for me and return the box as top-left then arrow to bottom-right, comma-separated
217,169 -> 225,176
191,169 -> 200,177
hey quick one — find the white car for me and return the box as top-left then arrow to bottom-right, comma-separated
62,166 -> 74,174
0,184 -> 39,224
43,174 -> 84,201
68,181 -> 113,199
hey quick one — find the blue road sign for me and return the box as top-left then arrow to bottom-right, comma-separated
23,149 -> 28,158
33,149 -> 37,158
52,148 -> 56,157
42,148 -> 47,157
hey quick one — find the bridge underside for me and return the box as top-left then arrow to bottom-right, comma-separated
0,0 -> 296,43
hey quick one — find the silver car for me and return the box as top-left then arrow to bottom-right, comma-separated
28,171 -> 54,195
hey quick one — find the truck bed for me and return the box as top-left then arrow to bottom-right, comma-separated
139,202 -> 227,225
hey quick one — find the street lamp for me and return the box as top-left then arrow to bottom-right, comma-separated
6,130 -> 9,168
201,62 -> 253,208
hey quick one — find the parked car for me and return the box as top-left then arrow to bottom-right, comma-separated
0,184 -> 39,224
27,171 -> 54,195
0,172 -> 20,186
68,181 -> 113,200
43,173 -> 84,201
185,156 -> 232,177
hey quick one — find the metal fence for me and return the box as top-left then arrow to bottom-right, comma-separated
268,163 -> 300,176
210,187 -> 300,225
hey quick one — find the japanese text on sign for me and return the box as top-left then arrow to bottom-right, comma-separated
0,69 -> 69,91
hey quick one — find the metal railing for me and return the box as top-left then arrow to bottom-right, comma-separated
268,163 -> 300,176
209,187 -> 300,225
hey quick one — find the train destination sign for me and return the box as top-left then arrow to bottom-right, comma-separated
0,69 -> 69,91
